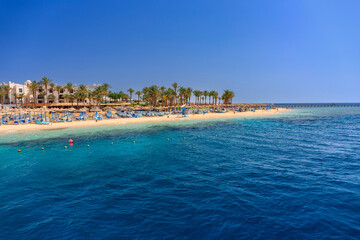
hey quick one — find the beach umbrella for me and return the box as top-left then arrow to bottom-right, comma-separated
104,107 -> 115,111
90,106 -> 101,112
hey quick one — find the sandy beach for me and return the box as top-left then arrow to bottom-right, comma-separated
0,108 -> 289,134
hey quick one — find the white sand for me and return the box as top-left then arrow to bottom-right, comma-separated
0,108 -> 289,134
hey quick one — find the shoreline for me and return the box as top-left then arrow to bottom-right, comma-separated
0,108 -> 290,134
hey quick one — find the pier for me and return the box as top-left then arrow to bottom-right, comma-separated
272,103 -> 360,108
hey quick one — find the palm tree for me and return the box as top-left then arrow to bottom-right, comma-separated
26,81 -> 39,108
77,84 -> 88,107
203,91 -> 209,105
167,88 -> 175,106
74,92 -> 81,108
78,84 -> 88,94
55,85 -> 63,103
160,87 -> 167,106
18,93 -> 25,107
128,88 -> 134,104
79,92 -> 87,107
179,87 -> 186,105
64,94 -> 69,104
38,90 -> 45,105
142,87 -> 149,105
13,92 -> 18,107
221,90 -> 235,105
65,82 -> 74,102
95,93 -> 102,106
48,94 -> 55,104
135,91 -> 141,104
200,91 -> 204,105
186,87 -> 192,105
88,91 -> 94,109
93,86 -> 103,105
3,85 -> 11,104
40,77 -> 52,105
230,92 -> 234,104
213,91 -> 219,105
172,82 -> 178,105
25,94 -> 29,108
193,90 -> 202,105
0,87 -> 5,109
101,83 -> 110,104
115,91 -> 122,102
69,94 -> 75,106
209,91 -> 217,105
209,91 -> 213,104
122,93 -> 129,102
107,92 -> 117,102
148,85 -> 160,106
49,82 -> 55,94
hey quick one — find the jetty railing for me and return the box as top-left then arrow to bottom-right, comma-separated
272,103 -> 360,108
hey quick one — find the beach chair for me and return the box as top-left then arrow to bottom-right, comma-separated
92,112 -> 103,120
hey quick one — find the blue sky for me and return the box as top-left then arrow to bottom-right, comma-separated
0,0 -> 359,103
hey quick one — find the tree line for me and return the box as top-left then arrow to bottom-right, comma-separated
0,77 -> 235,108
107,83 -> 234,106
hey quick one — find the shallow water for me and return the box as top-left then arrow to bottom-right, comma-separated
0,107 -> 360,239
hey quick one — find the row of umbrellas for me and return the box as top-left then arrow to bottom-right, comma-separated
0,103 -> 270,113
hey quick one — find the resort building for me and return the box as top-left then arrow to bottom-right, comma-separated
0,80 -> 104,107
0,80 -> 31,106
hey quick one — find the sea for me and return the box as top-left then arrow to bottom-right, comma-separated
0,107 -> 359,239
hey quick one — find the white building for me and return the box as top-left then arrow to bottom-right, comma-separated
0,80 -> 31,106
0,80 -> 104,107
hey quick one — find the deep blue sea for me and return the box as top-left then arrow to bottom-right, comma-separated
1,107 -> 360,239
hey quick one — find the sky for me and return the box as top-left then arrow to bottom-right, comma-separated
0,0 -> 359,103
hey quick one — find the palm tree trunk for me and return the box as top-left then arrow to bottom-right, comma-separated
33,93 -> 36,108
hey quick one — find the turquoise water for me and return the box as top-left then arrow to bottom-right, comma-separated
1,108 -> 360,239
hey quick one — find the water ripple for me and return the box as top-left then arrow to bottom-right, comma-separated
0,107 -> 360,239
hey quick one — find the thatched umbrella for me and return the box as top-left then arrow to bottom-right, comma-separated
90,106 -> 101,112
104,106 -> 115,111
5,108 -> 17,113
132,106 -> 142,111
53,108 -> 64,112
